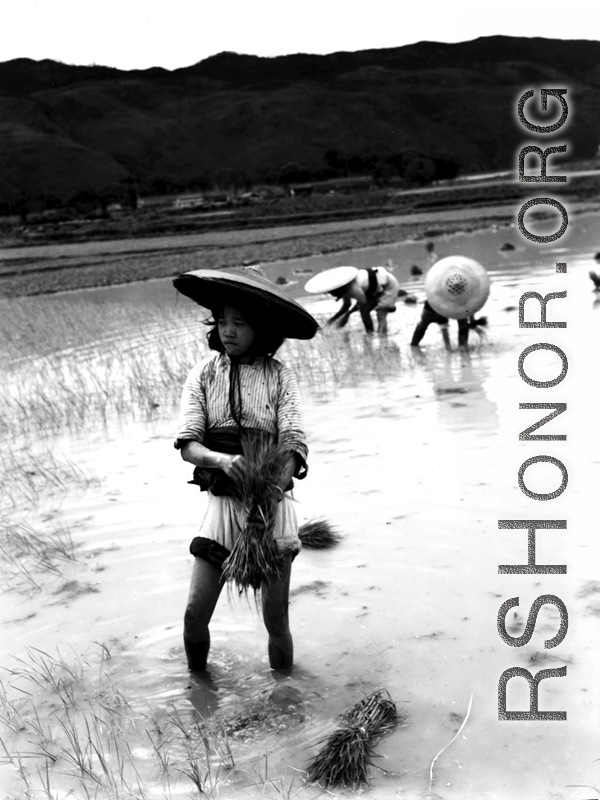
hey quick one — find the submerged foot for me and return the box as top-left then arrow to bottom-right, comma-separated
187,668 -> 220,716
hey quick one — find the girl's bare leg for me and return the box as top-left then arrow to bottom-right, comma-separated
183,558 -> 224,671
261,554 -> 294,671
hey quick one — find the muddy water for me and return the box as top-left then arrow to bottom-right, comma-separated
1,215 -> 599,798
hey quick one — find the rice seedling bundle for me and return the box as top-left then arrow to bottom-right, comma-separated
344,687 -> 398,733
306,689 -> 398,788
221,434 -> 290,594
307,726 -> 374,788
298,517 -> 341,549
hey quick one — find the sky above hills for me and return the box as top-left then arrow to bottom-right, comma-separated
2,0 -> 597,71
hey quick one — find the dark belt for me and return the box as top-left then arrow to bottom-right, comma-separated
188,427 -> 293,497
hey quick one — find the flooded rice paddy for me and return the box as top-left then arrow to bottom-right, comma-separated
0,214 -> 599,799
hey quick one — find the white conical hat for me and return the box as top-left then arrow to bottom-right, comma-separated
425,256 -> 490,319
304,266 -> 359,294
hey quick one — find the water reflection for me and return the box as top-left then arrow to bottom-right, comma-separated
429,353 -> 500,437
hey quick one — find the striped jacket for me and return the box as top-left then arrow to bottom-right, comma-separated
174,352 -> 308,468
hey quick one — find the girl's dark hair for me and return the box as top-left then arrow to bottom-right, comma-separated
205,302 -> 286,356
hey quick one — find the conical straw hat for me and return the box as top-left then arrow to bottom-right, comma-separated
304,266 -> 359,294
425,256 -> 490,319
173,266 -> 319,339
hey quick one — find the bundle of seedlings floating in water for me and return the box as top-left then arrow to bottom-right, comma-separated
306,689 -> 398,789
221,433 -> 289,594
298,517 -> 341,549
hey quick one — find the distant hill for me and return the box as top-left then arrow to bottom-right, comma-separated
1,36 -> 599,210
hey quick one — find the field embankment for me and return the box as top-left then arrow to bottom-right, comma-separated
1,170 -> 599,297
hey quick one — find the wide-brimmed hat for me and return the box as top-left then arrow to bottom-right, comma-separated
304,266 -> 359,294
425,256 -> 490,320
173,266 -> 319,340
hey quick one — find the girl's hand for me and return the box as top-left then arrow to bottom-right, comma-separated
180,443 -> 246,481
219,454 -> 246,482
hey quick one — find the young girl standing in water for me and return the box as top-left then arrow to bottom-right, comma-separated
173,267 -> 318,673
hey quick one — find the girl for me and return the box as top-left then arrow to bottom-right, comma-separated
173,267 -> 318,673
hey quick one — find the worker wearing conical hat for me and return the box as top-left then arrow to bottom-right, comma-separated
410,255 -> 490,350
305,266 -> 399,335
